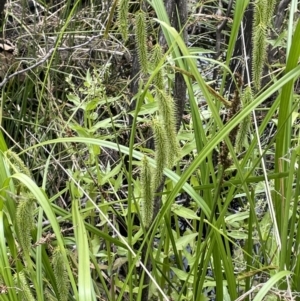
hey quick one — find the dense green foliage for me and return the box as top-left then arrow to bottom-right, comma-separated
0,0 -> 300,300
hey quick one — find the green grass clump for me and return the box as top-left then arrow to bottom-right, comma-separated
0,1 -> 299,301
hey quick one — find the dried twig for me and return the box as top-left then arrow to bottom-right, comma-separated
0,33 -> 123,88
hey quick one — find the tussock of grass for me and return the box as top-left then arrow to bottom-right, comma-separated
0,0 -> 300,301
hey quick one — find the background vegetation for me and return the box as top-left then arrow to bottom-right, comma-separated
0,0 -> 300,300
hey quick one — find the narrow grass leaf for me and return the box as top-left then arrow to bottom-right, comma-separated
72,198 -> 94,301
10,173 -> 78,299
253,271 -> 291,301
